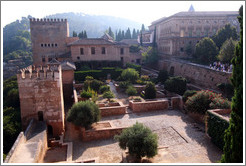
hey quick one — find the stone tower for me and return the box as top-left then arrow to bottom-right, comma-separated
30,18 -> 70,65
17,65 -> 65,137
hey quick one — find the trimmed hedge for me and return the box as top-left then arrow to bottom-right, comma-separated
75,68 -> 123,82
207,111 -> 229,149
126,63 -> 141,74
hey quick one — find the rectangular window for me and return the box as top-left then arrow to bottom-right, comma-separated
180,29 -> 184,37
48,57 -> 52,62
42,57 -> 45,62
80,48 -> 84,55
91,47 -> 95,54
101,47 -> 106,54
180,47 -> 184,52
120,48 -> 124,55
41,44 -> 43,47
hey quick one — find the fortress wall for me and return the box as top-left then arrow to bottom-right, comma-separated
17,65 -> 65,137
159,60 -> 231,90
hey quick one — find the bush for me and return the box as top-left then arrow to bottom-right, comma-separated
66,100 -> 100,128
99,85 -> 110,94
210,97 -> 231,109
126,63 -> 141,74
121,68 -> 139,83
103,91 -> 115,101
185,90 -> 228,115
74,70 -> 102,82
133,97 -> 142,102
164,76 -> 187,95
119,81 -> 131,89
80,90 -> 92,99
217,83 -> 234,100
126,86 -> 137,96
140,75 -> 150,81
144,82 -> 156,99
183,90 -> 197,102
84,79 -> 104,92
114,122 -> 158,161
157,70 -> 169,84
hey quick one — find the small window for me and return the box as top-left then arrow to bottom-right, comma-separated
120,48 -> 124,55
55,43 -> 57,47
51,43 -> 54,47
45,44 -> 47,47
180,47 -> 184,52
77,56 -> 80,60
48,57 -> 52,62
80,48 -> 84,55
41,44 -> 43,47
101,47 -> 106,54
91,47 -> 95,54
48,44 -> 50,47
42,57 -> 45,62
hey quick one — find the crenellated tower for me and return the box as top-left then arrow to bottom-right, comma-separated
30,18 -> 70,65
17,64 -> 65,137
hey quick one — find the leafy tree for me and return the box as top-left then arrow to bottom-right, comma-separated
84,78 -> 104,92
185,43 -> 193,56
121,68 -> 139,83
125,28 -> 131,39
142,46 -> 159,65
66,100 -> 100,128
144,82 -> 156,99
157,70 -> 169,84
221,6 -> 243,163
99,85 -> 110,94
103,91 -> 115,101
115,122 -> 158,162
217,38 -> 237,63
164,76 -> 187,96
194,37 -> 218,65
72,31 -> 77,37
126,85 -> 137,96
212,24 -> 238,49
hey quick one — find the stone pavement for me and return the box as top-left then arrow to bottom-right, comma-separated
71,109 -> 222,163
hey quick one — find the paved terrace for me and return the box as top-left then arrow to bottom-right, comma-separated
71,109 -> 222,163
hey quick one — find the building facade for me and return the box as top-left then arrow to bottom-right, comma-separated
148,9 -> 239,57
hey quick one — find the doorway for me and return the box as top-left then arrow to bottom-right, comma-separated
38,111 -> 44,121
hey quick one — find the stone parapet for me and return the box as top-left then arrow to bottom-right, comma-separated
129,99 -> 169,112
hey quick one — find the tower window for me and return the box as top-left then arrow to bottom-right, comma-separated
41,44 -> 43,47
120,48 -> 124,55
77,56 -> 80,60
51,43 -> 54,47
42,57 -> 45,62
45,44 -> 47,47
80,48 -> 84,55
48,44 -> 50,47
180,47 -> 184,52
101,47 -> 106,54
55,43 -> 57,47
91,47 -> 95,54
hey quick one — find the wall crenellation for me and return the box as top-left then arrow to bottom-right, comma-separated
18,65 -> 61,80
29,18 -> 67,22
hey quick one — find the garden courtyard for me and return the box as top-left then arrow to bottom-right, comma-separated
66,109 -> 222,163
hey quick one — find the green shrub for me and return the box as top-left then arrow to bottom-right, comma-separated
84,79 -> 104,92
144,82 -> 156,99
183,90 -> 197,102
164,76 -> 187,95
157,70 -> 169,84
126,63 -> 141,74
133,97 -> 142,102
80,90 -> 92,99
119,81 -> 131,89
121,68 -> 139,83
217,83 -> 234,100
74,70 -> 102,82
207,111 -> 229,150
210,97 -> 231,109
185,90 -> 228,115
140,75 -> 150,81
126,86 -> 137,96
114,122 -> 158,161
103,91 -> 115,101
66,100 -> 100,128
99,85 -> 110,94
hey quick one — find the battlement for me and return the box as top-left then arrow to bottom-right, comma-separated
17,65 -> 61,80
29,18 -> 67,23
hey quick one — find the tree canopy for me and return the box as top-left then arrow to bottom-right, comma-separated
217,38 -> 237,63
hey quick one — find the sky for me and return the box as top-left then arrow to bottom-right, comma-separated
1,1 -> 244,28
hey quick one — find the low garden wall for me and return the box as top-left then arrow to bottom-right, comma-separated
206,109 -> 230,149
98,102 -> 126,117
129,99 -> 169,112
82,127 -> 126,142
171,96 -> 183,110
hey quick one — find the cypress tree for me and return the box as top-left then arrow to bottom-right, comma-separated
140,31 -> 143,46
122,30 -> 125,39
108,27 -> 114,39
221,6 -> 243,163
152,26 -> 157,48
132,28 -> 137,39
84,30 -> 87,38
118,30 -> 122,41
78,31 -> 84,39
141,24 -> 145,32
125,28 -> 131,39
72,31 -> 77,37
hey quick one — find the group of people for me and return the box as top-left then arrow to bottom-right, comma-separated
209,61 -> 233,73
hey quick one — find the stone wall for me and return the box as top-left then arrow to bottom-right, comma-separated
171,96 -> 183,110
99,102 -> 126,117
17,65 -> 65,137
159,59 -> 231,90
82,127 -> 126,142
129,99 -> 169,112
